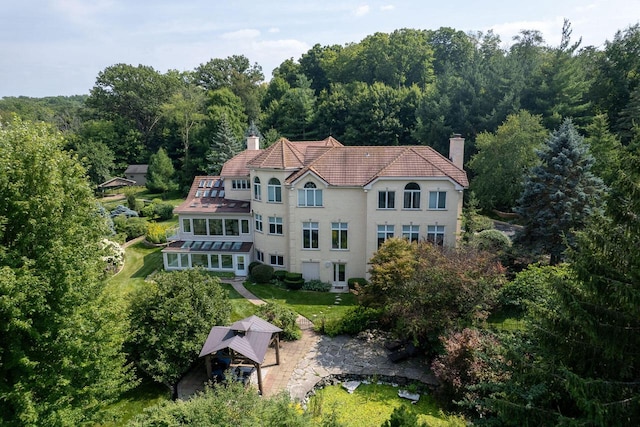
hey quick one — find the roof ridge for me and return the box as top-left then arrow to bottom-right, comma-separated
375,146 -> 413,178
284,140 -> 306,166
411,146 -> 466,185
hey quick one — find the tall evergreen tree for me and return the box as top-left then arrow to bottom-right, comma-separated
206,114 -> 243,175
146,147 -> 177,194
483,141 -> 640,426
516,119 -> 604,264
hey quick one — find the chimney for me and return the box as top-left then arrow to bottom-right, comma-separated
449,134 -> 465,169
246,134 -> 260,151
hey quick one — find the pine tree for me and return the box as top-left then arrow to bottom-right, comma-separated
146,147 -> 177,193
486,145 -> 640,426
206,114 -> 243,175
516,119 -> 604,264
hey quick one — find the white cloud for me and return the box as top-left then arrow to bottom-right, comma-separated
380,5 -> 395,12
353,5 -> 370,17
490,16 -> 565,46
268,27 -> 280,33
221,29 -> 261,40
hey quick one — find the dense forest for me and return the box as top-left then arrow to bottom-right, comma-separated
2,20 -> 640,426
1,21 -> 638,206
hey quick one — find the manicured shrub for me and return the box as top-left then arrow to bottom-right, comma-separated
302,279 -> 332,292
248,261 -> 262,275
251,263 -> 274,283
348,277 -> 368,290
154,203 -> 175,220
110,204 -> 138,218
472,229 -> 512,252
256,301 -> 301,341
113,214 -> 148,240
323,306 -> 384,336
273,270 -> 288,281
284,272 -> 304,290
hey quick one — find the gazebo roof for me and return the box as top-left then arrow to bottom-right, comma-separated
198,316 -> 282,365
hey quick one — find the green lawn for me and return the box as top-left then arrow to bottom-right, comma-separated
107,242 -> 164,296
220,282 -> 259,322
98,378 -> 170,427
244,283 -> 357,325
309,383 -> 466,426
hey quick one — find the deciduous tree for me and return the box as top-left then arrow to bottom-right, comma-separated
0,118 -> 134,426
127,269 -> 230,393
468,111 -> 547,211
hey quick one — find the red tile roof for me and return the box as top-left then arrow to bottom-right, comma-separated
287,145 -> 469,188
173,176 -> 251,215
247,137 -> 344,170
221,150 -> 263,177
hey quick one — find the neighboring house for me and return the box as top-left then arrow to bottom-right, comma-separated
124,164 -> 149,186
162,134 -> 468,291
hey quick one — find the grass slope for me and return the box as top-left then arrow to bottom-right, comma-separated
245,283 -> 357,325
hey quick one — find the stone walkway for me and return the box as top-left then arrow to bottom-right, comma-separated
177,279 -> 437,401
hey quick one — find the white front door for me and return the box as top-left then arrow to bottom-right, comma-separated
235,255 -> 248,276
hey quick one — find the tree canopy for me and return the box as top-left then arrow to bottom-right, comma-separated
0,118 -> 134,426
127,269 -> 230,391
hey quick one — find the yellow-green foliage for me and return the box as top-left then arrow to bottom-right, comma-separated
308,383 -> 466,427
145,222 -> 168,244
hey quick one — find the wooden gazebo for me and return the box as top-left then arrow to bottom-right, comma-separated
198,315 -> 282,395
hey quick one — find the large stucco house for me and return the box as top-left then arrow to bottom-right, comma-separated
162,134 -> 468,291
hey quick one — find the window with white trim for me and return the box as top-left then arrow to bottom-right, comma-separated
253,177 -> 261,200
270,254 -> 284,266
298,182 -> 323,207
333,263 -> 346,283
377,224 -> 394,247
269,216 -> 283,235
429,191 -> 447,209
241,219 -> 249,234
378,190 -> 395,209
208,218 -> 223,235
331,222 -> 348,250
402,224 -> 420,242
232,179 -> 249,189
255,249 -> 264,262
225,219 -> 239,236
302,222 -> 319,249
182,218 -> 191,233
427,225 -> 445,246
403,182 -> 421,209
268,178 -> 282,202
255,214 -> 263,232
193,218 -> 207,235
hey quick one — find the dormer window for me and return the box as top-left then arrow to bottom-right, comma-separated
298,182 -> 323,207
403,182 -> 421,209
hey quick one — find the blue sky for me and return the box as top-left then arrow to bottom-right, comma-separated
1,0 -> 639,97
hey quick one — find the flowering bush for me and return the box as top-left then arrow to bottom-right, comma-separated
100,239 -> 125,273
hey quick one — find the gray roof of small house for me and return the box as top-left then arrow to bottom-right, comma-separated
198,315 -> 282,364
124,164 -> 148,174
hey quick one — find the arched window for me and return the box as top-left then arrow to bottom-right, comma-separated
403,182 -> 421,209
267,178 -> 282,203
253,176 -> 261,200
298,181 -> 323,207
